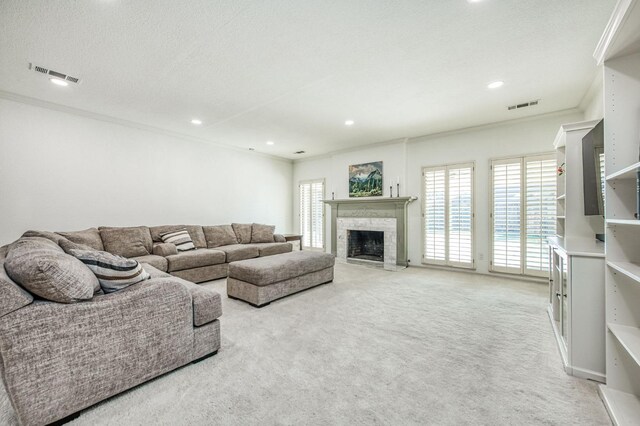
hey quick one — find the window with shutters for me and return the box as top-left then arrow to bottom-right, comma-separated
299,179 -> 325,249
491,154 -> 556,277
422,163 -> 474,269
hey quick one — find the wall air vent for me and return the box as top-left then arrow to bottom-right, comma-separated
28,63 -> 81,84
294,151 -> 306,154
507,99 -> 539,111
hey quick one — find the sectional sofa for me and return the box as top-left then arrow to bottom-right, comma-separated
0,223 -> 290,425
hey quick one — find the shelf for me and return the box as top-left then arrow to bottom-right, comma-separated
556,194 -> 566,200
609,324 -> 640,368
607,219 -> 640,226
599,385 -> 640,426
606,162 -> 640,181
608,261 -> 640,283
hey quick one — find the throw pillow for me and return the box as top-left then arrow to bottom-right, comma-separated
4,237 -> 98,303
232,223 -> 252,244
203,225 -> 238,248
251,223 -> 275,243
159,229 -> 196,251
60,240 -> 150,294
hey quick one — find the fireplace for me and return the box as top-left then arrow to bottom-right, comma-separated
347,230 -> 384,262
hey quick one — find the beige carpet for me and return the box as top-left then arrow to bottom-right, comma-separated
0,263 -> 611,425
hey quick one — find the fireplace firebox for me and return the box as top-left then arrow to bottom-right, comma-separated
347,230 -> 384,262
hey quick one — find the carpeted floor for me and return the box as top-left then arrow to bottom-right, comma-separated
0,263 -> 611,425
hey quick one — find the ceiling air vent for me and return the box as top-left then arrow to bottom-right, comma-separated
294,151 -> 306,154
507,99 -> 539,111
28,63 -> 81,84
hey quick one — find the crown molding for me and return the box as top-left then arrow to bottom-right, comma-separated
0,90 -> 293,164
593,0 -> 638,65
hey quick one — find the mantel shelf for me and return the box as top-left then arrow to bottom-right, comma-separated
323,196 -> 417,206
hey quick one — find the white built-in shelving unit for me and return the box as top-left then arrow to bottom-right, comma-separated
547,120 -> 606,382
595,0 -> 640,423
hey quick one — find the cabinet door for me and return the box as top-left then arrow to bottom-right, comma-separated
561,255 -> 568,344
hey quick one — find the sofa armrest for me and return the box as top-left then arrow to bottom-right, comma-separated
152,242 -> 178,256
274,234 -> 286,243
0,279 -> 195,426
167,276 -> 222,326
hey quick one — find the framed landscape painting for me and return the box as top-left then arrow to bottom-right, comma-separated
349,161 -> 383,197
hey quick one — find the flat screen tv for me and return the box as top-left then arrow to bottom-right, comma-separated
582,119 -> 605,216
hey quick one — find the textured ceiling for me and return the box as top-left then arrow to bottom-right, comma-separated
0,0 -> 615,159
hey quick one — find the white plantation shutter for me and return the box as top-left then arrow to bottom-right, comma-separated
423,163 -> 474,268
492,159 -> 522,273
491,154 -> 556,276
448,165 -> 473,267
524,156 -> 556,276
311,181 -> 324,249
299,183 -> 311,247
299,179 -> 325,249
423,167 -> 446,264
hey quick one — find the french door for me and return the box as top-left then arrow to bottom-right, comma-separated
491,154 -> 556,276
299,179 -> 325,249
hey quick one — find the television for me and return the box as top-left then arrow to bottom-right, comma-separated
582,119 -> 605,216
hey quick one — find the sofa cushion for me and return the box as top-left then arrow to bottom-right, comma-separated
22,230 -> 66,245
60,240 -> 150,294
4,237 -> 99,303
152,242 -> 178,257
0,259 -> 33,317
99,226 -> 153,258
228,251 -> 335,286
251,223 -> 275,243
56,228 -> 104,251
274,234 -> 286,243
251,242 -> 293,257
165,249 -> 226,272
131,254 -> 168,272
203,225 -> 238,248
149,225 -> 207,249
231,223 -> 252,244
216,244 -> 259,262
140,263 -> 171,279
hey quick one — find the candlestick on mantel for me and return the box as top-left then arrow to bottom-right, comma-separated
390,185 -> 393,197
331,192 -> 335,200
397,183 -> 400,197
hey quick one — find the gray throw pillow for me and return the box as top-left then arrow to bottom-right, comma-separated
60,240 -> 150,294
4,237 -> 99,303
203,225 -> 238,248
232,223 -> 252,244
251,223 -> 275,243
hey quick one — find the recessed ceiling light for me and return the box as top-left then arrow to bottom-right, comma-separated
266,141 -> 275,145
190,119 -> 202,125
345,120 -> 354,126
467,0 -> 483,3
49,78 -> 68,87
487,81 -> 504,89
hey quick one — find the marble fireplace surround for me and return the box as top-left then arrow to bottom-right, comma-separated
324,197 -> 417,271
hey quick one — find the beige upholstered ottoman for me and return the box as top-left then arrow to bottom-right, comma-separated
227,251 -> 335,307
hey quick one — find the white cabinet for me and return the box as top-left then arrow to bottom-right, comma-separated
548,238 -> 605,382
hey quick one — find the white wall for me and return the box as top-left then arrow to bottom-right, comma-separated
581,70 -> 604,121
293,110 -> 584,274
0,98 -> 293,245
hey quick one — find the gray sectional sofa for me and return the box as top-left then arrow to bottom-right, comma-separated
0,222 -> 290,425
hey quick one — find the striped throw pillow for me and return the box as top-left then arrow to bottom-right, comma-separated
160,229 -> 195,251
63,246 -> 150,294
